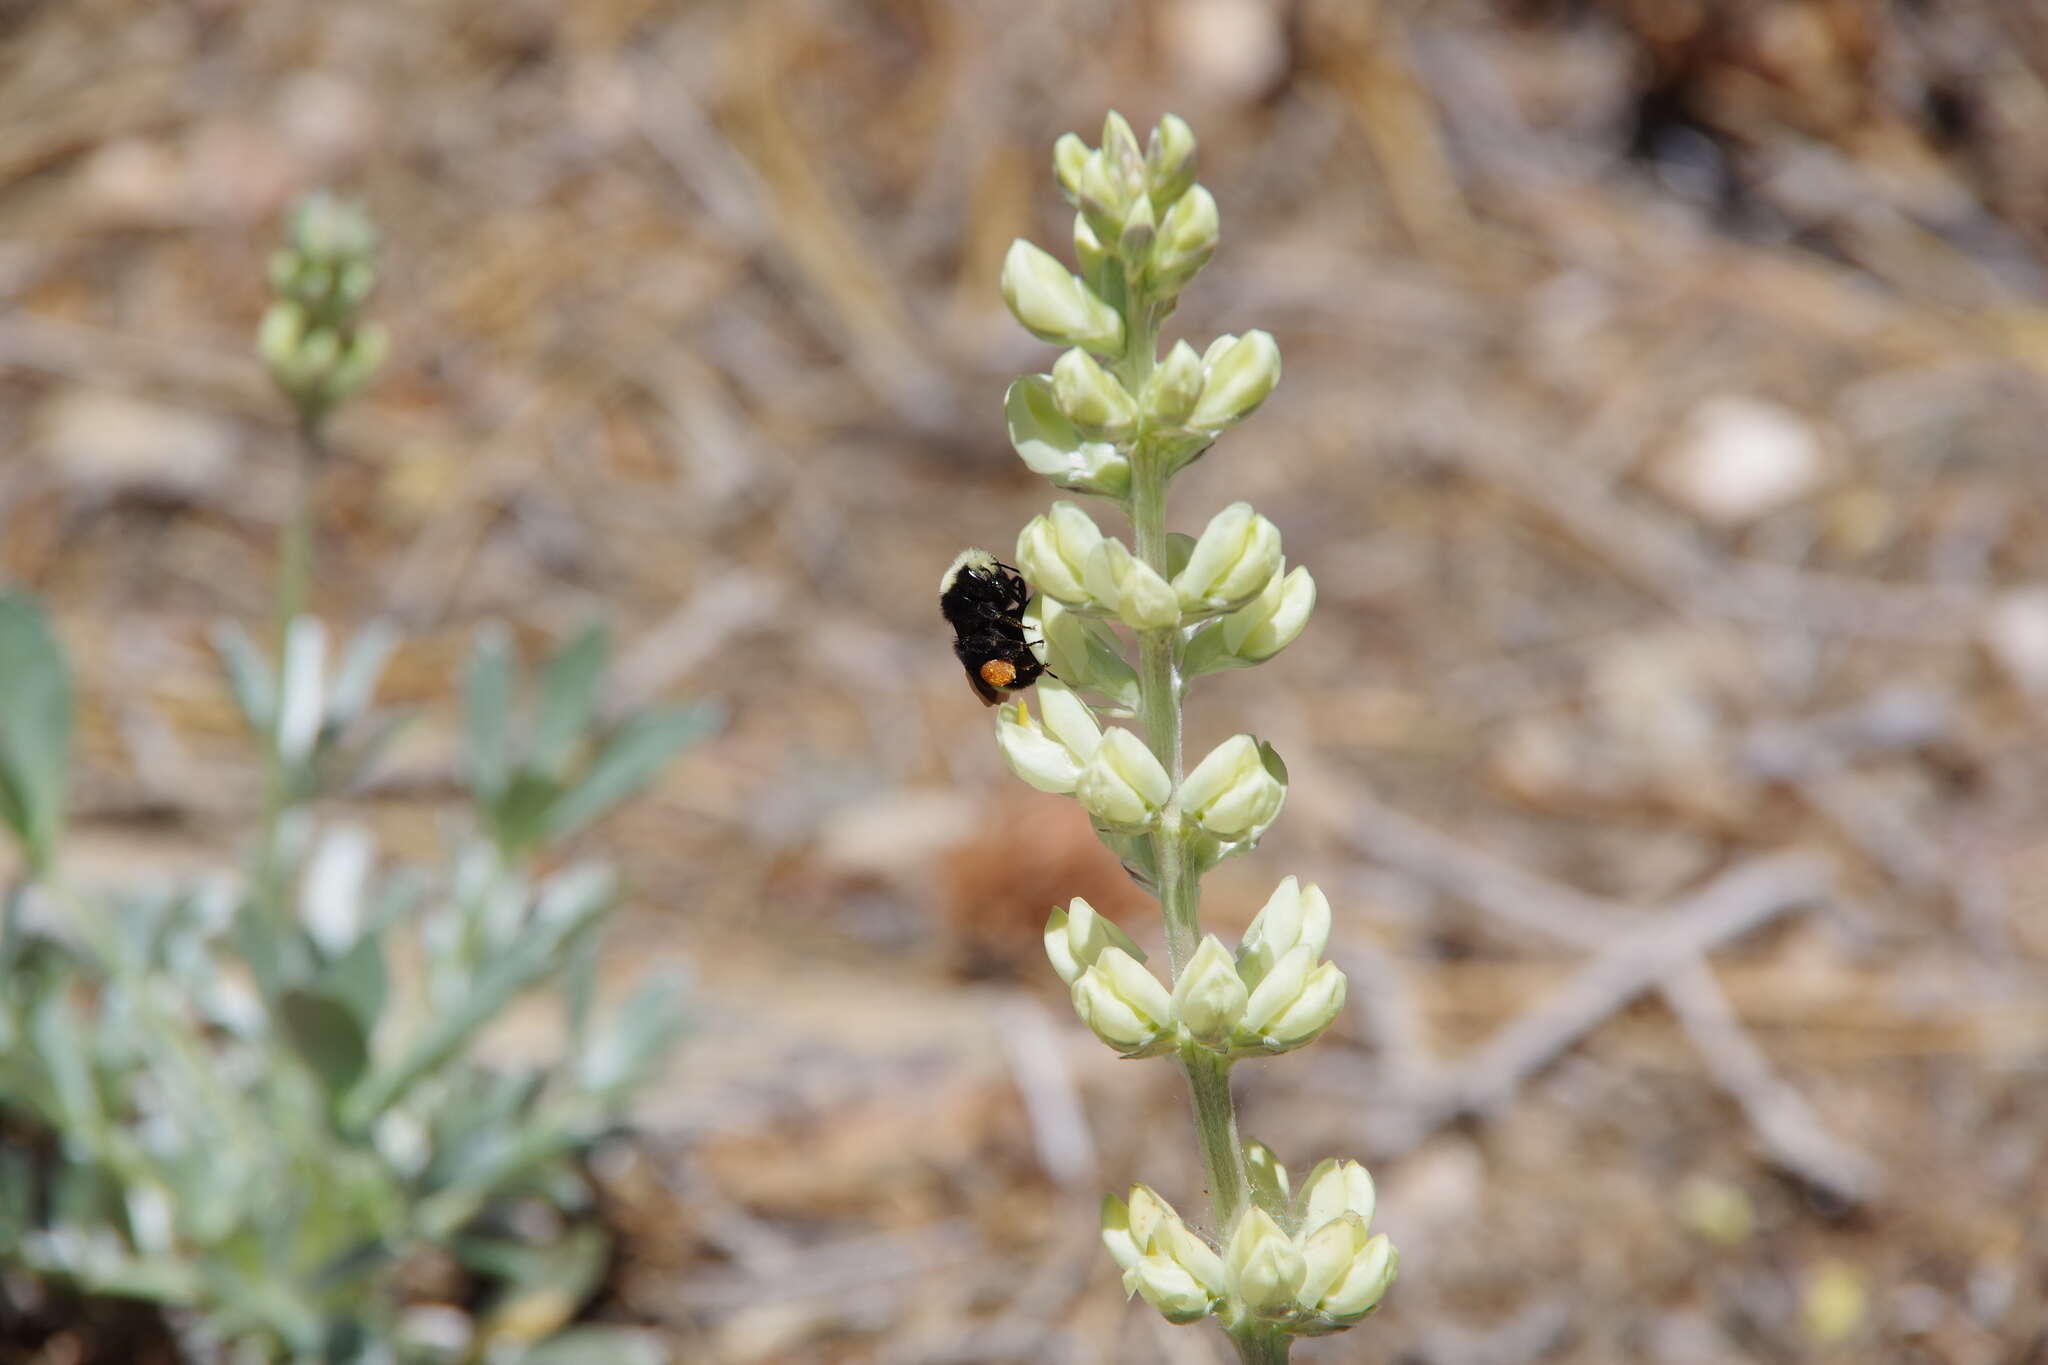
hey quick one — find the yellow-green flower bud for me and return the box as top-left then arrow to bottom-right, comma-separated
1001,240 -> 1124,355
994,684 -> 1101,794
1298,1157 -> 1377,1235
1222,564 -> 1315,661
1085,539 -> 1181,631
1225,1207 -> 1306,1318
1173,934 -> 1249,1050
1101,110 -> 1145,200
1077,727 -> 1172,830
1072,946 -> 1175,1054
1174,502 -> 1283,614
1189,329 -> 1281,431
257,301 -> 306,376
1077,150 -> 1128,240
1004,377 -> 1129,497
1181,734 -> 1286,839
1151,185 -> 1219,292
1051,347 -> 1137,442
1032,596 -> 1139,709
1142,339 -> 1205,429
1245,1139 -> 1292,1215
1117,190 -> 1156,265
1238,875 -> 1333,989
1146,114 -> 1199,210
1017,500 -> 1107,607
1053,132 -> 1091,203
1073,214 -> 1109,283
1044,896 -> 1144,987
323,323 -> 388,405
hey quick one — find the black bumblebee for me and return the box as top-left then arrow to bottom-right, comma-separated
940,549 -> 1046,706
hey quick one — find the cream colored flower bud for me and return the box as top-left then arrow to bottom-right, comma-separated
1222,564 -> 1315,661
995,684 -> 1101,794
1085,539 -> 1181,631
1240,953 -> 1346,1053
1004,377 -> 1129,497
1001,240 -> 1124,355
1146,114 -> 1198,209
1077,151 -> 1127,236
1051,348 -> 1137,442
1238,876 -> 1333,988
1072,946 -> 1175,1054
1117,191 -> 1156,264
1016,500 -> 1106,607
1077,727 -> 1172,830
1134,1252 -> 1214,1323
1151,185 -> 1219,292
1053,132 -> 1091,202
1299,1157 -> 1377,1235
1225,1207 -> 1306,1317
1304,1222 -> 1396,1322
1172,934 -> 1249,1050
1143,340 -> 1204,429
1189,329 -> 1281,431
1174,502 -> 1282,613
1181,734 -> 1285,839
1045,897 -> 1144,986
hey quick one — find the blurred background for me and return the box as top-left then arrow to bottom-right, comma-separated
5,0 -> 2048,1360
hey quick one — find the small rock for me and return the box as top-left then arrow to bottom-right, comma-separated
1984,588 -> 2048,695
35,389 -> 238,500
1648,395 -> 1827,526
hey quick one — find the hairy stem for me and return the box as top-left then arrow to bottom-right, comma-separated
1119,266 -> 1264,1356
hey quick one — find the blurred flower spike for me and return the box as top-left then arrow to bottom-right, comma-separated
259,190 -> 388,429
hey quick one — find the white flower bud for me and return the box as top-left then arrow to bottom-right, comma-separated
1073,214 -> 1109,282
994,684 -> 1101,793
1241,943 -> 1316,1036
1044,897 -> 1144,986
1142,339 -> 1205,429
1238,876 -> 1333,989
1072,946 -> 1175,1054
1077,150 -> 1127,237
1004,376 -> 1129,498
1174,502 -> 1283,614
1082,539 -> 1180,631
1189,329 -> 1281,431
1172,935 -> 1249,1049
1180,734 -> 1286,839
1225,1207 -> 1306,1318
1077,727 -> 1172,830
1298,1158 -> 1377,1235
1051,348 -> 1138,442
1053,132 -> 1091,202
1001,240 -> 1124,355
1222,564 -> 1315,661
1101,110 -> 1145,198
1016,500 -> 1107,607
1145,114 -> 1199,209
1151,185 -> 1219,292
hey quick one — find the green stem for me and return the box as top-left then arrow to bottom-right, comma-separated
1227,1326 -> 1293,1365
254,418 -> 326,916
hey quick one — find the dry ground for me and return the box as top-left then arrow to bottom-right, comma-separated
4,0 -> 2048,1361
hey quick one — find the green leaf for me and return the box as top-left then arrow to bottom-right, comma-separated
209,620 -> 276,737
0,593 -> 73,872
464,623 -> 517,804
532,622 -> 609,780
542,704 -> 718,842
577,973 -> 685,1097
279,988 -> 370,1099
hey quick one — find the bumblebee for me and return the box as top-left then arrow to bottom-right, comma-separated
940,548 -> 1046,705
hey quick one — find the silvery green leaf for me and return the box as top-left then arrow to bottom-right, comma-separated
517,1327 -> 667,1365
328,620 -> 399,724
464,623 -> 517,803
275,617 -> 328,765
532,623 -> 609,780
300,823 -> 375,957
542,704 -> 717,843
209,620 -> 276,736
577,974 -> 686,1097
0,592 -> 73,872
